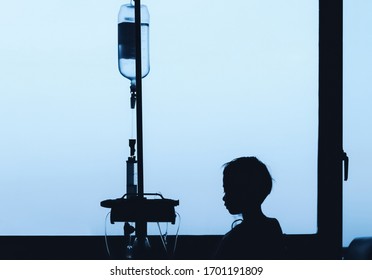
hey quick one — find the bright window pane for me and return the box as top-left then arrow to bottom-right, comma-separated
343,0 -> 372,247
0,0 -> 318,235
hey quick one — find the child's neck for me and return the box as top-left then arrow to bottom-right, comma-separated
242,206 -> 265,221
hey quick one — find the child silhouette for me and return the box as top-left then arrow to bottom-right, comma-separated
215,157 -> 285,259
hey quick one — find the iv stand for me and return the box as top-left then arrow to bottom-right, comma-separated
134,0 -> 144,199
133,0 -> 148,252
101,0 -> 179,259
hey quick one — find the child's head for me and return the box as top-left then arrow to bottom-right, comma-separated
222,157 -> 272,215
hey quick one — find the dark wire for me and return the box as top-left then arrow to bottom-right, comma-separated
231,218 -> 243,229
173,212 -> 181,257
157,222 -> 168,255
104,212 -> 111,257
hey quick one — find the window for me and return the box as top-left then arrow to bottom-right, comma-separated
343,0 -> 372,247
0,1 -> 318,236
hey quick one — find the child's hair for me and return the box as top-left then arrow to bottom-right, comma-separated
223,157 -> 273,204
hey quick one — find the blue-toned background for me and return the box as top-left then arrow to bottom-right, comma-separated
0,0 -> 369,247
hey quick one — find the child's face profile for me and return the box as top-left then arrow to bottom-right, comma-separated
223,174 -> 260,215
223,174 -> 246,214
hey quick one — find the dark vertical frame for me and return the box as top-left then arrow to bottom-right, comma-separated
318,0 -> 343,259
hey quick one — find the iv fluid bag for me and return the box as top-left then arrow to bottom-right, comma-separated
118,3 -> 150,86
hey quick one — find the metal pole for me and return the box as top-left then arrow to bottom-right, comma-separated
133,0 -> 148,251
134,0 -> 144,199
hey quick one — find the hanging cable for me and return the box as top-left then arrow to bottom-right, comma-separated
173,211 -> 181,257
131,107 -> 135,139
104,212 -> 111,257
157,222 -> 168,255
231,218 -> 243,229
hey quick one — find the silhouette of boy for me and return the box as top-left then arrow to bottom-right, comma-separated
215,157 -> 285,259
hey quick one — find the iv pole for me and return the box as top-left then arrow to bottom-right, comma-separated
134,0 -> 144,199
101,0 -> 179,259
133,0 -> 148,248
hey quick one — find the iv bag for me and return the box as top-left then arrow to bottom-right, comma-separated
118,2 -> 150,87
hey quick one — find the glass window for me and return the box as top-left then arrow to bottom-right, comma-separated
0,0 -> 318,236
343,0 -> 372,247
